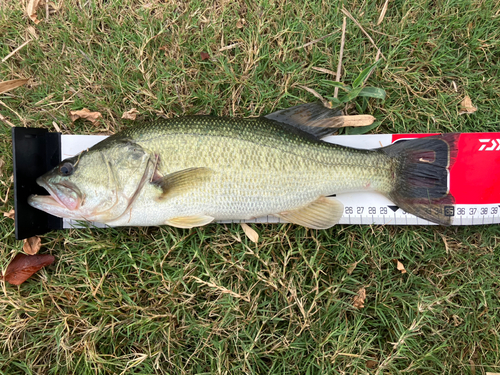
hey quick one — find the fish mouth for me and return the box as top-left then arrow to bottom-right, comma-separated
28,194 -> 65,210
28,177 -> 81,212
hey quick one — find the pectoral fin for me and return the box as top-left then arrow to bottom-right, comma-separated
165,215 -> 215,229
152,167 -> 213,200
275,196 -> 344,229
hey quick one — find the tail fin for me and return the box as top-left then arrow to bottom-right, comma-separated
381,134 -> 459,225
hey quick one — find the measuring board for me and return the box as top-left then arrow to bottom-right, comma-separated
56,132 -> 500,228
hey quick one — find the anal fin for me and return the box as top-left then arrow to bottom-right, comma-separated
275,196 -> 344,229
165,215 -> 215,229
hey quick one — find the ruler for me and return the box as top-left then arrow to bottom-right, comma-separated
59,132 -> 500,227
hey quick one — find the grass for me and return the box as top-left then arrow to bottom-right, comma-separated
1,0 -> 500,373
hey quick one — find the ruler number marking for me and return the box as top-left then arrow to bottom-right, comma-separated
341,204 -> 499,224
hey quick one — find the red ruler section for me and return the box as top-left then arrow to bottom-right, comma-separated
392,133 -> 500,204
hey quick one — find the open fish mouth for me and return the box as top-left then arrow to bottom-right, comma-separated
28,194 -> 66,210
28,177 -> 81,211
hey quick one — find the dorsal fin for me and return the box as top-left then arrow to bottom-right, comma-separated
264,102 -> 344,139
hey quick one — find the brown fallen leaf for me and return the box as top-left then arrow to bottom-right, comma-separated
69,108 -> 102,124
352,287 -> 366,309
121,108 -> 139,120
26,0 -> 43,24
366,360 -> 378,369
200,52 -> 210,61
2,253 -> 55,285
459,96 -> 477,115
3,209 -> 15,220
346,261 -> 359,275
23,236 -> 41,255
27,26 -> 38,39
236,18 -> 246,29
394,259 -> 407,274
241,223 -> 259,243
0,79 -> 29,95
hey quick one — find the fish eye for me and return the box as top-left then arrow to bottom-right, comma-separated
59,162 -> 74,176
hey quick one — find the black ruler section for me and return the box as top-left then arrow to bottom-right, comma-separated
12,127 -> 62,240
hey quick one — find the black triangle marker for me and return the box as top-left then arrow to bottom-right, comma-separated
388,205 -> 399,212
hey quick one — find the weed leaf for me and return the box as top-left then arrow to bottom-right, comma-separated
352,60 -> 381,89
343,87 -> 363,102
357,87 -> 386,100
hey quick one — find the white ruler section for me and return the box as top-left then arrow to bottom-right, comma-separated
220,199 -> 500,226
60,134 -> 500,227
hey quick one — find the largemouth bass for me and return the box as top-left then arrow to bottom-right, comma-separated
28,103 -> 457,228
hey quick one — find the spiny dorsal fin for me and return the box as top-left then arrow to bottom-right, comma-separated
165,215 -> 215,228
152,167 -> 213,200
265,102 -> 343,139
275,196 -> 344,229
